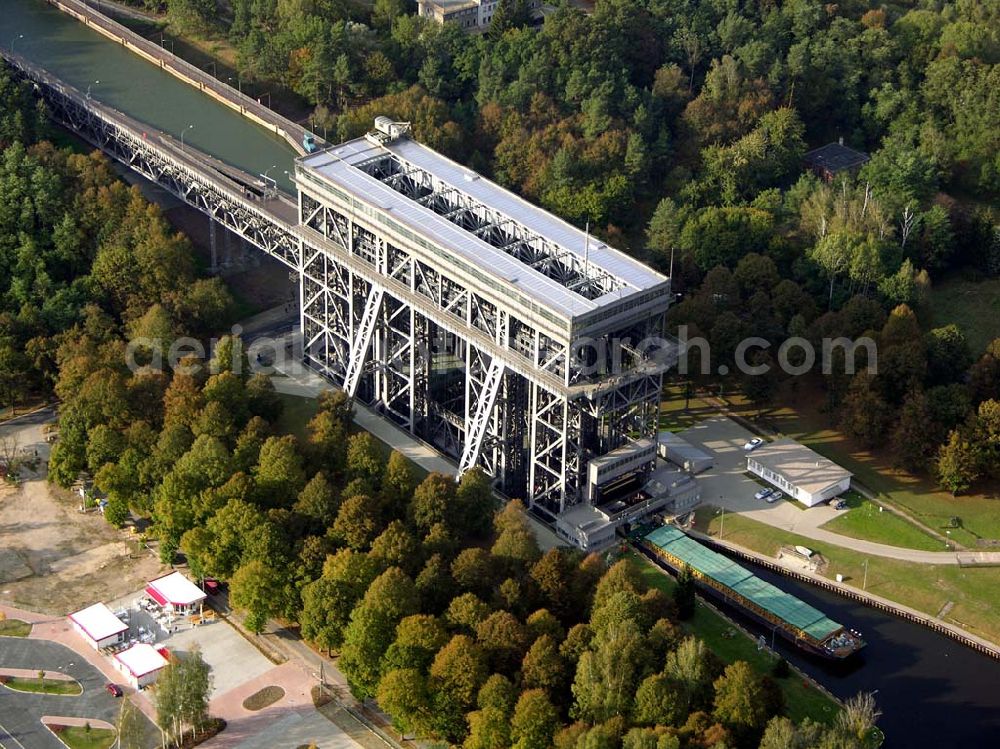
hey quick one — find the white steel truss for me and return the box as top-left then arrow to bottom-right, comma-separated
17,50 -> 672,512
343,285 -> 384,397
458,354 -> 506,476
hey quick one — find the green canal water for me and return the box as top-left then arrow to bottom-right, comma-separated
1,0 -> 297,191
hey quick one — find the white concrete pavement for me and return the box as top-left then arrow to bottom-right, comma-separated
678,416 -> 970,565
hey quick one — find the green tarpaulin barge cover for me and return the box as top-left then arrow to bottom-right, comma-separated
643,525 -> 842,643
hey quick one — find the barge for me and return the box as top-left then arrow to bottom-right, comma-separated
640,525 -> 865,660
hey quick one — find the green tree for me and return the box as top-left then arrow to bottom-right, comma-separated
333,494 -> 381,549
370,520 -> 420,572
347,432 -> 384,492
635,673 -> 685,727
491,501 -> 541,568
936,429 -> 980,495
712,661 -> 771,739
510,689 -> 559,749
377,668 -> 433,736
571,620 -> 644,722
254,435 -> 306,506
382,450 -> 417,509
167,0 -> 218,35
465,705 -> 512,749
664,637 -> 718,714
382,614 -> 449,673
306,409 -> 349,476
673,565 -> 696,620
409,472 -> 456,533
294,472 -> 340,532
116,696 -> 146,749
430,634 -> 489,710
340,570 -> 420,698
230,559 -> 284,633
476,610 -> 529,673
521,634 -> 566,694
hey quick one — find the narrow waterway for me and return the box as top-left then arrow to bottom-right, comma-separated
6,1 -> 1000,746
717,557 -> 1000,747
1,0 -> 297,191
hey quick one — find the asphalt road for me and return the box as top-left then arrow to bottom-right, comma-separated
0,637 -> 157,748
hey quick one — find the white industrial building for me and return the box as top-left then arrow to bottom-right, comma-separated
145,571 -> 206,615
658,431 -> 713,474
417,0 -> 543,31
295,118 -> 676,549
114,643 -> 169,689
68,602 -> 128,650
747,438 -> 852,507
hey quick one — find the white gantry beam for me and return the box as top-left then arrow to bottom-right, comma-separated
458,355 -> 506,476
343,284 -> 384,397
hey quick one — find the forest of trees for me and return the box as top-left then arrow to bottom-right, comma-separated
123,0 -> 1000,492
0,61 -> 878,746
0,65 -> 235,415
1,0 -> 998,743
46,329 -> 880,748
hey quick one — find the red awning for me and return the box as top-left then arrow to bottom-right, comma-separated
145,585 -> 168,607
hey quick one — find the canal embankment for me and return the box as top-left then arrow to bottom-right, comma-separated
43,0 -> 318,155
690,529 -> 1000,659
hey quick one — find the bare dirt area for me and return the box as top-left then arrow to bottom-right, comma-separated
0,410 -> 166,615
0,480 -> 166,614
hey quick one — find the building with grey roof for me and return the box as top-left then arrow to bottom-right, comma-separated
803,140 -> 870,182
293,119 -> 674,538
747,438 -> 852,507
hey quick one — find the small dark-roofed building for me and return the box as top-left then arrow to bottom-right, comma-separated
803,141 -> 870,182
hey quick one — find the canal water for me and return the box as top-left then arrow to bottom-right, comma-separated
6,1 -> 1000,746
724,559 -> 1000,747
1,0 -> 297,191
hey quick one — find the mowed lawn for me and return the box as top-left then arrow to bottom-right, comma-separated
693,508 -> 1000,645
929,276 -> 1000,356
0,619 -> 32,637
746,382 -> 1000,549
631,550 -> 840,725
820,493 -> 944,552
53,725 -> 117,749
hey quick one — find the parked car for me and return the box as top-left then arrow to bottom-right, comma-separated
106,683 -> 123,697
767,491 -> 784,503
754,487 -> 773,500
743,438 -> 765,452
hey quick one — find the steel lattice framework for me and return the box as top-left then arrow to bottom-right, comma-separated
8,51 -> 673,512
296,147 -> 672,511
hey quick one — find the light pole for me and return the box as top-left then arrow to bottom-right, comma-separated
862,558 -> 869,590
86,80 -> 100,99
159,33 -> 174,54
180,124 -> 194,150
228,75 -> 242,96
261,165 -> 277,198
259,91 -> 271,108
11,33 -> 23,54
718,506 -> 725,540
204,60 -> 217,77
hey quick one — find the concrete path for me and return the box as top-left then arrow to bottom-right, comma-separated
677,415 -> 997,565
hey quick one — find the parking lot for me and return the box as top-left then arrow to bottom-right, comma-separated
0,637 -> 158,749
678,416 -> 843,534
